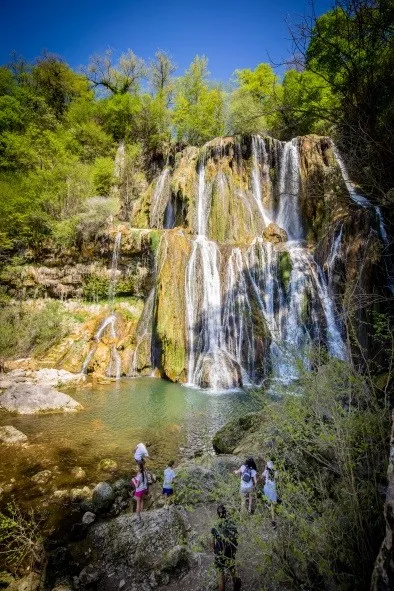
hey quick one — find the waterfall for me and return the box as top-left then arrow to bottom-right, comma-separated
327,222 -> 343,291
128,289 -> 155,377
276,139 -> 303,240
332,145 -> 371,207
150,168 -> 171,228
163,199 -> 175,229
196,161 -> 209,235
182,139 -> 349,391
333,144 -> 394,294
251,136 -> 272,227
81,232 -> 122,378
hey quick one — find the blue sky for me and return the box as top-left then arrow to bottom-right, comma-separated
1,0 -> 332,81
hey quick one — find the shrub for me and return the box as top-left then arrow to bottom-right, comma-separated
0,501 -> 43,568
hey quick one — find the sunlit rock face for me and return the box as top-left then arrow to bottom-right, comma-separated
12,135 -> 388,389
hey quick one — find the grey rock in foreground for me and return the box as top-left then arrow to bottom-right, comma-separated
80,507 -> 191,589
0,425 -> 28,444
92,482 -> 115,513
0,383 -> 82,414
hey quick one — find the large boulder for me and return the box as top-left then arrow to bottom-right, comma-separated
173,464 -> 217,505
212,412 -> 262,454
263,222 -> 288,244
80,507 -> 191,589
91,482 -> 115,513
0,383 -> 82,414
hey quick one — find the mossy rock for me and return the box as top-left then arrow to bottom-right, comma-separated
278,251 -> 292,291
212,412 -> 262,454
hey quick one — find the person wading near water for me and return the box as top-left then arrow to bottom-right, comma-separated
262,460 -> 278,529
234,457 -> 257,514
132,462 -> 148,521
211,504 -> 241,591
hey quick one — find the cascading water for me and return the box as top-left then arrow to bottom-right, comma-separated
276,139 -> 303,240
251,135 -> 272,227
184,137 -> 348,391
150,168 -> 171,228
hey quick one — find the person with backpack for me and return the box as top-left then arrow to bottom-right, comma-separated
211,504 -> 241,591
262,460 -> 278,529
132,462 -> 148,521
234,457 -> 257,514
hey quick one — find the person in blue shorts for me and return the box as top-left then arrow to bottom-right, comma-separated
162,460 -> 176,505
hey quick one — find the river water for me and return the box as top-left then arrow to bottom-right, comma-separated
0,378 -> 259,504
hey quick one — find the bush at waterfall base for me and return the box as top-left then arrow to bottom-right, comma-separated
210,358 -> 389,591
0,301 -> 69,358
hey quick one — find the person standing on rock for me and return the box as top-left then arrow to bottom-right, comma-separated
234,457 -> 257,514
211,504 -> 241,591
134,442 -> 149,467
162,460 -> 176,506
132,462 -> 148,520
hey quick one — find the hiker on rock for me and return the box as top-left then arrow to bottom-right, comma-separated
132,462 -> 148,521
262,459 -> 278,528
211,504 -> 241,591
234,457 -> 257,514
133,442 -> 149,467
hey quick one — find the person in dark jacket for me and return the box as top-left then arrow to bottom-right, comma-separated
211,504 -> 241,591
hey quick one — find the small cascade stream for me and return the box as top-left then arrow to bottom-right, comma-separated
82,232 -> 122,378
333,143 -> 394,294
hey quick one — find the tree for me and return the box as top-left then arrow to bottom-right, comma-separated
149,50 -> 176,98
31,53 -> 92,118
173,56 -> 226,145
280,69 -> 338,138
228,63 -> 282,136
290,0 -> 394,193
86,49 -> 146,95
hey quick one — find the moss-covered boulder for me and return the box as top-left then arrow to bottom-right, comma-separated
212,412 -> 263,454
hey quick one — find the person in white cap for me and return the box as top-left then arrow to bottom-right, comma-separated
262,460 -> 278,528
134,442 -> 149,467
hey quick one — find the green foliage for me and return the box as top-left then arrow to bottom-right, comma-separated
0,301 -> 69,358
173,56 -> 226,145
303,0 -> 394,191
228,63 -> 282,135
93,156 -> 115,195
82,273 -> 110,301
248,358 -> 388,590
281,69 -> 338,138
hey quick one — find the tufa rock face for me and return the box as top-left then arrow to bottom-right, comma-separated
0,383 -> 82,414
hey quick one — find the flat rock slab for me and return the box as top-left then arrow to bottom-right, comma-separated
0,368 -> 85,390
0,383 -> 83,414
0,425 -> 28,444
